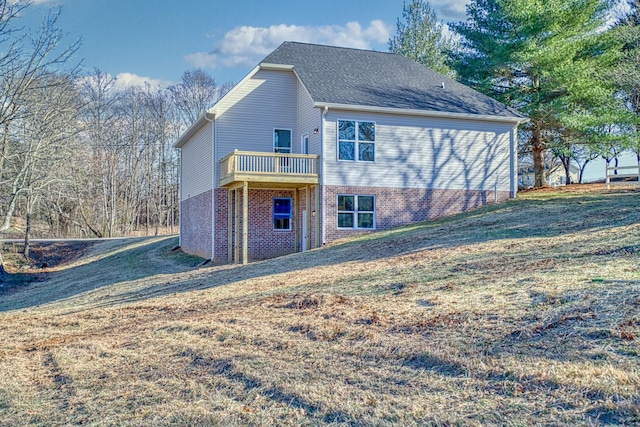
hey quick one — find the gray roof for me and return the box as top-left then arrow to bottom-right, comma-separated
261,42 -> 524,119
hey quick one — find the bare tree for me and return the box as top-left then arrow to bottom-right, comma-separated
12,73 -> 82,257
170,69 -> 232,128
0,2 -> 80,233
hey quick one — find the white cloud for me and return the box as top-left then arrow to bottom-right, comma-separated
186,20 -> 391,69
113,72 -> 172,91
183,51 -> 219,69
430,0 -> 469,21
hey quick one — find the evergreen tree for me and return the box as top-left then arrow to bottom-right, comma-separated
452,0 -> 621,187
389,0 -> 455,77
615,0 -> 640,162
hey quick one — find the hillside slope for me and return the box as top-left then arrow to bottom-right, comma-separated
0,186 -> 638,426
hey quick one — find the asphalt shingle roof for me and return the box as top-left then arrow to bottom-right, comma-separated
261,42 -> 524,119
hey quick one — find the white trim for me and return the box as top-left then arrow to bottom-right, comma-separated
511,125 -> 518,198
314,102 -> 528,125
259,63 -> 294,71
291,68 -> 315,104
207,115 -> 215,260
301,133 -> 309,155
174,112 -> 215,148
210,65 -> 261,116
178,149 -> 182,247
321,106 -> 328,245
175,64 -> 264,148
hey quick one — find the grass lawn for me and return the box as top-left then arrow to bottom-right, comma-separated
0,185 -> 638,426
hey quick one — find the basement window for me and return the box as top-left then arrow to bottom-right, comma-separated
273,197 -> 292,230
337,195 -> 375,229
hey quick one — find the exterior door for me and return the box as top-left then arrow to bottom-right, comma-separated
301,134 -> 309,154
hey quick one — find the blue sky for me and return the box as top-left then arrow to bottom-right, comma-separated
19,0 -> 635,180
21,0 -> 470,89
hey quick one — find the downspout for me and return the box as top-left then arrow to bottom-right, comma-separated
511,125 -> 518,198
321,105 -> 328,245
178,147 -> 182,247
205,113 -> 215,261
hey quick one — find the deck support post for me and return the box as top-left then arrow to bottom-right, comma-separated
305,185 -> 311,251
242,181 -> 248,265
234,187 -> 240,264
293,188 -> 299,252
314,184 -> 320,248
227,189 -> 233,263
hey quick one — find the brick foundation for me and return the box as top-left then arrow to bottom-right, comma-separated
324,186 -> 510,242
182,185 -> 509,262
180,190 -> 212,259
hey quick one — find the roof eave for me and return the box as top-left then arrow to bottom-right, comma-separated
313,102 -> 529,124
174,112 -> 215,148
259,63 -> 294,71
175,64 -> 268,149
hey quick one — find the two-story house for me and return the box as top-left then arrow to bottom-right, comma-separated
175,42 -> 527,263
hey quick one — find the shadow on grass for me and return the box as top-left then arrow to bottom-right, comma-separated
1,191 -> 639,312
182,350 -> 357,424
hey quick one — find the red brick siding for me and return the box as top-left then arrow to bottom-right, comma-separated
324,186 -> 510,242
213,189 -> 298,262
180,190 -> 212,259
199,184 -> 506,262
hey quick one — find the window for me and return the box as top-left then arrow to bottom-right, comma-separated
273,198 -> 292,230
274,129 -> 292,153
338,120 -> 375,162
337,195 -> 375,229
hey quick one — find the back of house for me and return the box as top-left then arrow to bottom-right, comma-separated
175,42 -> 526,263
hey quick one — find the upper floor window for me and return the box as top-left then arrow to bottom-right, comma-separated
274,129 -> 292,153
338,120 -> 375,162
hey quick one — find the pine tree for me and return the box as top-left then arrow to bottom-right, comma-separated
389,0 -> 455,77
453,0 -> 620,187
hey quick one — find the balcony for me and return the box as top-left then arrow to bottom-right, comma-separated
219,150 -> 320,188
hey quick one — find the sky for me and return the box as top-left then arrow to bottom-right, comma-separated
18,0 -> 636,180
19,0 -> 470,89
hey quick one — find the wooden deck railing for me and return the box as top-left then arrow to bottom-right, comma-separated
219,150 -> 319,186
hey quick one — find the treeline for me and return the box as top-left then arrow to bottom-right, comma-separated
0,1 -> 231,249
391,0 -> 640,187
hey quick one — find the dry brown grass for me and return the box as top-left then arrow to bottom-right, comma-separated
0,185 -> 639,426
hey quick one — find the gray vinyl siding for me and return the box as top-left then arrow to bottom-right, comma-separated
180,121 -> 212,201
214,69 -> 298,186
297,81 -> 320,155
323,110 -> 515,192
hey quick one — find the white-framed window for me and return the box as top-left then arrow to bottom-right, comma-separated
273,197 -> 292,230
337,120 -> 375,162
274,129 -> 292,153
337,195 -> 375,229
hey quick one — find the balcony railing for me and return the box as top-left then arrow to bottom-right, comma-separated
219,150 -> 320,187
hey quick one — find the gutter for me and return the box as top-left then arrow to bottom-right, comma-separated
174,112 -> 215,148
321,105 -> 328,245
313,102 -> 529,125
204,113 -> 215,261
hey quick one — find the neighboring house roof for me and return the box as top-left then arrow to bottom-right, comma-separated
175,41 -> 526,148
262,41 -> 525,119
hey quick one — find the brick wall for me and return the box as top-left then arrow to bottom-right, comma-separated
324,185 -> 510,242
197,184 -> 506,262
213,188 -> 299,262
180,190 -> 212,259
